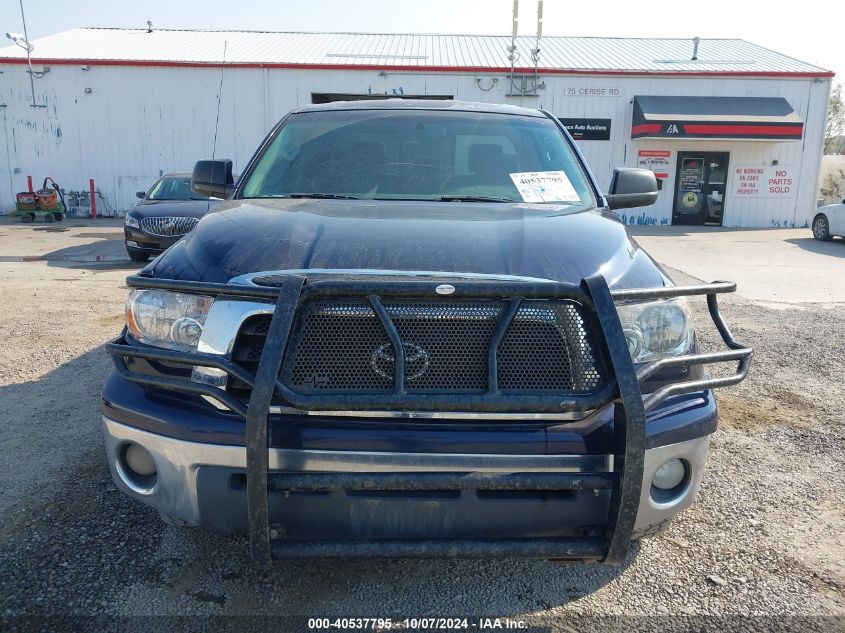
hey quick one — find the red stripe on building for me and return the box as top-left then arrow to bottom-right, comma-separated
631,123 -> 663,135
682,124 -> 804,136
0,57 -> 835,78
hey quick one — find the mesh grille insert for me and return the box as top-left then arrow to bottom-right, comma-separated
383,301 -> 505,392
228,297 -> 607,402
285,301 -> 393,392
498,303 -> 604,392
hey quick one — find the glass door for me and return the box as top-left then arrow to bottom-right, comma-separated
673,152 -> 729,226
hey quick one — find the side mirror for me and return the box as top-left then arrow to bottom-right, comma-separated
191,159 -> 234,198
135,191 -> 146,199
604,168 -> 659,211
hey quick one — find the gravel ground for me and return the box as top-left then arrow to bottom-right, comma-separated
0,221 -> 843,632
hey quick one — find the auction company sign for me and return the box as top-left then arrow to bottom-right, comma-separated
558,118 -> 612,141
733,165 -> 797,198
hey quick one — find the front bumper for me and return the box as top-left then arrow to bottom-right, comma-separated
103,416 -> 709,545
124,226 -> 180,253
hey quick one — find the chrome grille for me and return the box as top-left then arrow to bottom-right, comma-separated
140,216 -> 199,237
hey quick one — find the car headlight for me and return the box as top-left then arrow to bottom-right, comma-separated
125,215 -> 141,229
616,298 -> 693,363
125,289 -> 213,351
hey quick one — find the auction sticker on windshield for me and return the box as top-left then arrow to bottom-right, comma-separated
509,171 -> 580,203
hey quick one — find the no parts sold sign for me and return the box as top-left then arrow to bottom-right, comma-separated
733,165 -> 797,198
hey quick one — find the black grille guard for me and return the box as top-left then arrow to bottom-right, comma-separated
105,274 -> 752,565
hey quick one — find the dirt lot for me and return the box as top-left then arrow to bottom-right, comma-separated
1,218 -> 844,631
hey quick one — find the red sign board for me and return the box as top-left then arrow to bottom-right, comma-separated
637,150 -> 671,179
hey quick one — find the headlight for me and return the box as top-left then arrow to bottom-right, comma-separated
616,298 -> 693,363
125,289 -> 213,351
125,215 -> 141,229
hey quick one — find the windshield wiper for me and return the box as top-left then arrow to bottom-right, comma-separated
290,193 -> 361,200
438,195 -> 516,203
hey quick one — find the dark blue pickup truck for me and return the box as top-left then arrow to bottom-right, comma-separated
102,100 -> 751,565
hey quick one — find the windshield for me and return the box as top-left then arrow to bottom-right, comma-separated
146,177 -> 208,201
240,109 -> 596,207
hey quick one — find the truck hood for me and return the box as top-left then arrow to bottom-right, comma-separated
148,198 -> 668,289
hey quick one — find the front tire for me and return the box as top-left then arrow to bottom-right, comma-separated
812,215 -> 831,241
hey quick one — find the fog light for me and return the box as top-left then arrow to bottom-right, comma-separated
652,458 -> 686,491
125,443 -> 156,477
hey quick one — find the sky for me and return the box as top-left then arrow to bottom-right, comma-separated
1,0 -> 842,80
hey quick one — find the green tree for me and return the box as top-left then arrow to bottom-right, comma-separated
825,83 -> 844,154
820,169 -> 844,202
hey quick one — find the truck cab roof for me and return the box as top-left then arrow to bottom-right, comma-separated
291,98 -> 547,118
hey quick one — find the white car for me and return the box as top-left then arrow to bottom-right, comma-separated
812,199 -> 845,240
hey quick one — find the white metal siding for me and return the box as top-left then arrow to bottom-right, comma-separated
0,62 -> 829,228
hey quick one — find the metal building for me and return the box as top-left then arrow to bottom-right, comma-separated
0,28 -> 834,227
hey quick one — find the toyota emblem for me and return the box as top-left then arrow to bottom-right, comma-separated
370,342 -> 431,381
